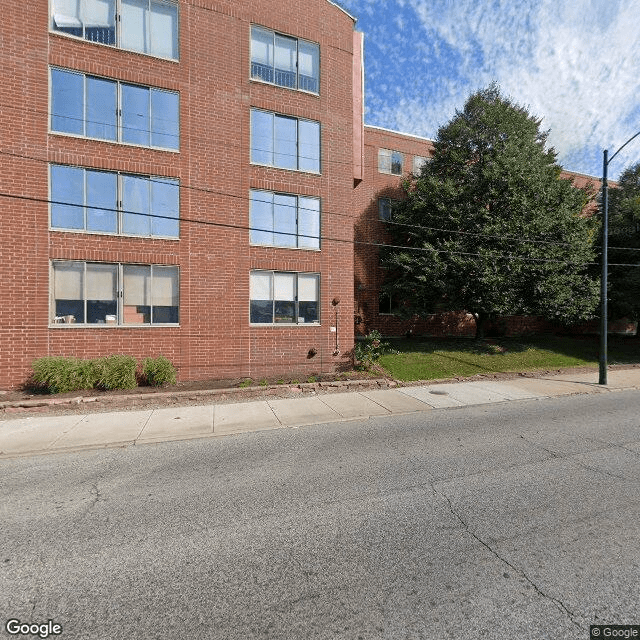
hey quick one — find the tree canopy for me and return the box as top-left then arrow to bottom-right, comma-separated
380,84 -> 600,337
608,162 -> 640,233
607,161 -> 640,323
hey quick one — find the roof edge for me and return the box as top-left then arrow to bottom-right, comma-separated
365,124 -> 435,144
325,0 -> 357,23
561,169 -> 602,182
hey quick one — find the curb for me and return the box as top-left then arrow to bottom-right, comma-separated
0,378 -> 397,412
2,364 -> 639,415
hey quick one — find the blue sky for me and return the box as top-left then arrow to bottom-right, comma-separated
335,0 -> 640,180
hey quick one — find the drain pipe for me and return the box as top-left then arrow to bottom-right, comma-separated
332,297 -> 340,355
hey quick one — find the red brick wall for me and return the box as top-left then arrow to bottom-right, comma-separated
0,0 -> 357,387
354,126 -> 441,337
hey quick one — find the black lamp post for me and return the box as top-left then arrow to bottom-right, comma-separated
599,130 -> 640,385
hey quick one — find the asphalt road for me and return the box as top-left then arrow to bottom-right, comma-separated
1,392 -> 639,640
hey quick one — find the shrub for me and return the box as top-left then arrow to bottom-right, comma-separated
354,330 -> 391,370
94,355 -> 138,390
142,355 -> 177,387
31,356 -> 99,393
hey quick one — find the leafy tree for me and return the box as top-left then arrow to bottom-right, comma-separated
607,162 -> 640,324
608,162 -> 640,233
380,84 -> 600,338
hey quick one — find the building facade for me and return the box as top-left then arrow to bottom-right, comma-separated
1,0 -> 366,388
0,1 -> 603,389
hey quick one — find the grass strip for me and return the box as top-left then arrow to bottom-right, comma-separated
378,335 -> 640,381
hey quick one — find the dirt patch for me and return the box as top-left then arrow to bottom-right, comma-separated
0,370 -> 383,419
2,364 -> 637,420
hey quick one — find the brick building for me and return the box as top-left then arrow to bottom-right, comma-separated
0,1 -> 603,388
1,0 -> 368,388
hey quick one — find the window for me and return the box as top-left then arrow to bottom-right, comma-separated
250,190 -> 320,249
51,261 -> 179,325
378,198 -> 394,222
50,68 -> 179,150
379,291 -> 400,315
250,26 -> 319,93
250,271 -> 319,324
50,165 -> 179,237
413,155 -> 430,174
250,109 -> 320,173
378,148 -> 403,175
50,0 -> 178,59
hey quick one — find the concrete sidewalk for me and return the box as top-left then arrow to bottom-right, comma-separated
1,369 -> 640,459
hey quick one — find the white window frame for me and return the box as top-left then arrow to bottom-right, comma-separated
249,189 -> 320,250
49,66 -> 180,151
49,164 -> 180,238
413,155 -> 430,174
378,148 -> 404,175
249,270 -> 320,325
250,108 -> 321,173
250,25 -> 319,94
49,0 -> 179,60
50,261 -> 179,326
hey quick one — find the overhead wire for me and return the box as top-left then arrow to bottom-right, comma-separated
1,189 -> 638,267
4,145 -> 640,255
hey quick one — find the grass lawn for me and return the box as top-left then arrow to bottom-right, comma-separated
378,334 -> 640,381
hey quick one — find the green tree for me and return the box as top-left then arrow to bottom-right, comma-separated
381,84 -> 600,338
608,162 -> 640,233
607,162 -> 640,324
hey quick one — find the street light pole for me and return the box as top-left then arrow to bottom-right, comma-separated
599,150 -> 608,385
599,130 -> 640,385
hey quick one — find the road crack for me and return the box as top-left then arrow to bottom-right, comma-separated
429,481 -> 582,631
519,434 -> 628,481
89,482 -> 103,509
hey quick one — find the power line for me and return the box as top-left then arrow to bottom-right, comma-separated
6,146 -> 640,254
3,189 -> 637,267
387,219 -> 640,252
0,100 -> 350,170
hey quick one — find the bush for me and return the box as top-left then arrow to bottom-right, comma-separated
31,356 -> 99,393
354,330 -> 391,370
94,355 -> 138,390
142,356 -> 177,387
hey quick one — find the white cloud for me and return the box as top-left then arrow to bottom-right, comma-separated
382,0 -> 640,177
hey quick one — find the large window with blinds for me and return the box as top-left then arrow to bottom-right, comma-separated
249,271 -> 319,325
51,261 -> 179,325
50,0 -> 179,60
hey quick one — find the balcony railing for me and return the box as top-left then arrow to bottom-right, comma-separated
251,62 -> 318,94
